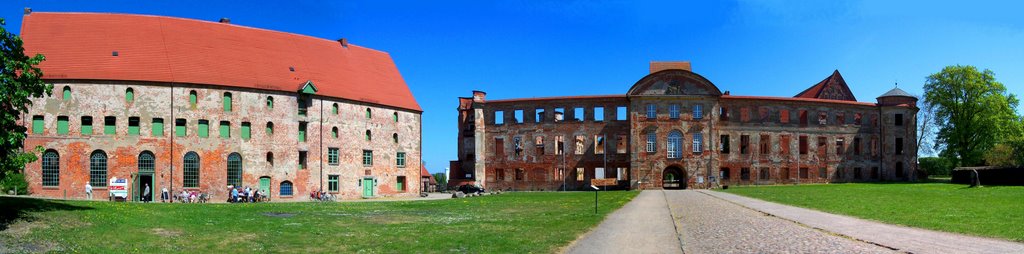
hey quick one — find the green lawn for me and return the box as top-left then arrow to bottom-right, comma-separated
0,191 -> 637,253
719,183 -> 1024,242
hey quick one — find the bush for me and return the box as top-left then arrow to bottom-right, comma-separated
0,172 -> 29,195
919,157 -> 954,176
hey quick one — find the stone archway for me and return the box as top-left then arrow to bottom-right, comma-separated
663,166 -> 686,189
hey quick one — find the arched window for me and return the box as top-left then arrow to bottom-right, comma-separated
41,150 -> 59,187
89,150 -> 108,187
189,90 -> 197,108
138,151 -> 155,173
125,88 -> 134,103
667,131 -> 682,159
366,108 -> 372,119
280,181 -> 293,196
266,152 -> 274,165
62,86 -> 71,100
266,122 -> 274,136
332,103 -> 339,115
393,112 -> 399,122
227,153 -> 242,187
365,130 -> 372,141
183,152 -> 200,188
223,92 -> 232,112
393,133 -> 399,143
266,96 -> 274,109
331,127 -> 339,138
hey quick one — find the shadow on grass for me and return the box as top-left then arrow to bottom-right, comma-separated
0,197 -> 93,231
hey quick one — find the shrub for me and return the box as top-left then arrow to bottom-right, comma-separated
0,172 -> 29,195
919,157 -> 954,176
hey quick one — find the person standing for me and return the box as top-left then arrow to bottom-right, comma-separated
85,182 -> 93,200
161,187 -> 169,203
143,183 -> 151,203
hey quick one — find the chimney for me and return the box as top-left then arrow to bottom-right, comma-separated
219,18 -> 231,24
338,38 -> 349,48
650,61 -> 692,73
24,7 -> 31,15
472,90 -> 487,102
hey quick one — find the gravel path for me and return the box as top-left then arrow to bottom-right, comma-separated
664,190 -> 895,254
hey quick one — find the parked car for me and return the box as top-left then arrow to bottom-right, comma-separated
457,184 -> 485,195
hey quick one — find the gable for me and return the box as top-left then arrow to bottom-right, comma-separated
794,70 -> 857,101
627,69 -> 722,97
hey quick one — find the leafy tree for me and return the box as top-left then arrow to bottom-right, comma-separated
918,157 -> 954,176
432,173 -> 447,191
983,143 -> 1018,167
924,65 -> 1021,167
0,18 -> 50,180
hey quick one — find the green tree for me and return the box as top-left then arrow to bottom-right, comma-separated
924,65 -> 1021,167
983,143 -> 1018,167
0,18 -> 50,180
432,172 -> 447,191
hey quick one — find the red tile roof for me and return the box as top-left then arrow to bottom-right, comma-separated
793,70 -> 857,102
421,165 -> 436,185
21,12 -> 421,112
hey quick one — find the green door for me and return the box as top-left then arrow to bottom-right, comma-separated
362,178 -> 374,197
259,177 -> 271,199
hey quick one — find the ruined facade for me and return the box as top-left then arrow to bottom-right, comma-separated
451,62 -> 918,190
19,12 -> 422,201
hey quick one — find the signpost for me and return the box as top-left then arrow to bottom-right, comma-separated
108,177 -> 129,201
590,184 -> 599,214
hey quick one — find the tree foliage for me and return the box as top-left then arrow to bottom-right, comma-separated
924,65 -> 1021,167
432,173 -> 447,191
918,157 -> 954,176
0,18 -> 50,178
983,143 -> 1018,167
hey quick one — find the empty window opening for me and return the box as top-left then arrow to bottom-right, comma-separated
514,110 -> 524,123
513,136 -> 523,156
616,106 -> 627,121
574,107 -> 584,122
895,138 -> 904,155
575,135 -> 585,155
535,136 -> 545,155
299,151 -> 308,169
594,107 -> 604,122
720,135 -> 730,153
895,114 -> 904,126
799,136 -> 808,155
298,122 -> 307,142
740,135 -> 750,154
740,168 -> 750,180
759,168 -> 770,180
555,136 -> 564,155
616,134 -> 627,154
595,135 -> 605,154
554,108 -> 565,122
494,110 -> 504,125
759,134 -> 770,155
535,108 -> 545,123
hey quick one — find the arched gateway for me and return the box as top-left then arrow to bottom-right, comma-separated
663,166 -> 686,189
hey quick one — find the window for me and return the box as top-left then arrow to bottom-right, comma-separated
55,116 -> 68,135
759,107 -> 770,122
555,136 -> 564,155
81,116 -> 93,135
198,120 -> 209,138
667,131 -> 682,158
575,135 -> 585,155
183,152 -> 200,188
128,117 -> 140,136
152,118 -> 164,136
854,167 -> 863,180
362,150 -> 373,166
595,135 -> 605,154
241,122 -> 251,140
280,181 -> 293,196
720,135 -> 730,153
514,110 -> 524,123
646,132 -> 657,153
740,168 -> 750,180
617,168 -> 627,180
298,122 -> 307,142
616,106 -> 627,121
595,167 -> 605,179
535,136 -> 545,155
818,112 -> 828,125
331,127 -> 339,139
693,104 -> 703,119
328,175 -> 339,192
267,96 -> 274,109
104,116 -> 116,135
669,104 -> 680,119
175,119 -> 186,137
574,107 -> 584,122
494,110 -> 504,125
266,152 -> 274,165
366,108 -> 372,119
616,135 -> 627,154
299,151 -> 308,169
328,148 -> 339,165
227,153 -> 242,187
799,110 -> 808,126
740,135 -> 750,154
895,114 -> 904,126
895,138 -> 904,155
41,150 -> 59,187
836,138 -> 845,155
854,137 -> 862,155
759,135 -> 770,155
781,168 -> 790,180
779,109 -> 789,123
218,121 -> 230,138
515,169 -> 525,181
780,135 -> 791,155
89,150 -> 107,187
871,167 -> 880,179
759,168 -> 770,180
298,99 -> 308,116
554,108 -> 565,122
495,138 -> 505,156
646,104 -> 657,119
125,88 -> 134,103
496,168 -> 506,181
332,103 -> 339,115
854,113 -> 863,125
62,86 -> 71,100
188,90 -> 197,108
223,92 -> 232,112
393,112 -> 399,122
266,122 -> 275,136
576,168 -> 584,181
396,152 -> 406,167
720,168 -> 730,180
720,107 -> 730,121
535,108 -> 545,123
397,176 -> 407,192
740,107 -> 750,122
799,136 -> 808,154
819,168 -> 828,179
692,133 -> 703,153
513,136 -> 523,156
594,107 -> 604,121
836,113 -> 845,125
818,137 -> 827,155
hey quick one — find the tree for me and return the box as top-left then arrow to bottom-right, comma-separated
916,96 -> 939,156
432,172 -> 448,191
983,143 -> 1018,167
924,65 -> 1021,167
0,18 -> 50,180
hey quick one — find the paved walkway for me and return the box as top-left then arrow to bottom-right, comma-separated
564,190 -> 683,254
702,190 -> 1024,254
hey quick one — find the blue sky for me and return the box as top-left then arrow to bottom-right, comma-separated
3,1 -> 1022,173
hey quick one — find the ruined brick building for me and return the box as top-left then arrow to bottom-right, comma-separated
19,11 -> 422,201
450,62 -> 918,190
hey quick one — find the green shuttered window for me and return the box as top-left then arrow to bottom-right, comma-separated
57,116 -> 69,135
81,116 -> 93,135
198,120 -> 209,138
32,115 -> 44,134
152,118 -> 164,136
219,121 -> 230,138
241,122 -> 251,140
298,122 -> 307,142
125,88 -> 134,103
104,117 -> 116,135
175,119 -> 186,137
128,117 -> 140,136
223,92 -> 232,112
62,86 -> 71,100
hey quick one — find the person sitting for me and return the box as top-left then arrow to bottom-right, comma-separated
231,187 -> 239,203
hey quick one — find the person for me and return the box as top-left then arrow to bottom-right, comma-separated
189,190 -> 197,203
143,183 -> 151,203
85,182 -> 93,200
180,190 -> 189,203
161,187 -> 169,203
231,187 -> 239,203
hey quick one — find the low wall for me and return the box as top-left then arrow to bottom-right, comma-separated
951,167 -> 1024,186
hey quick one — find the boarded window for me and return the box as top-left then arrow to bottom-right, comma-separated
779,109 -> 789,123
219,121 -> 231,138
780,135 -> 791,155
175,118 -> 186,137
799,110 -> 808,126
780,168 -> 790,180
151,118 -> 164,137
759,107 -> 769,122
836,113 -> 845,125
799,136 -> 808,154
818,168 -> 828,179
854,113 -> 862,125
740,107 -> 750,122
397,176 -> 406,192
63,86 -> 71,100
241,122 -> 251,140
496,168 -> 505,181
515,169 -> 525,181
223,92 -> 232,112
125,88 -> 134,103
188,90 -> 197,108
104,116 -> 116,135
759,134 -> 769,155
198,120 -> 209,138
298,122 -> 308,141
267,96 -> 274,109
740,168 -> 750,180
364,129 -> 371,141
575,135 -> 585,155
266,122 -> 274,136
495,138 -> 505,156
799,168 -> 809,179
759,168 -> 770,180
818,137 -> 828,156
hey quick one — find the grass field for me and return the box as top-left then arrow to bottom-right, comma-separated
0,191 -> 637,253
719,183 -> 1024,242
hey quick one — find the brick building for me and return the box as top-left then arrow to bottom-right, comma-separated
450,62 -> 918,190
19,12 -> 422,201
